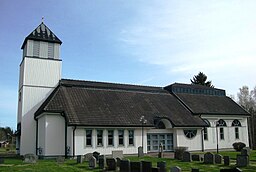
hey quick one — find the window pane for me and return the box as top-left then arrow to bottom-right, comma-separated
108,130 -> 114,146
128,130 -> 134,145
86,130 -> 92,146
118,130 -> 124,146
97,130 -> 103,146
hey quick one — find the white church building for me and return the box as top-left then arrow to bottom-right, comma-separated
17,22 -> 250,157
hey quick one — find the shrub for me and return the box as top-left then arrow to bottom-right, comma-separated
232,142 -> 246,151
174,147 -> 188,160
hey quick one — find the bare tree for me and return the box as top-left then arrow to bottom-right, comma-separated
237,85 -> 256,149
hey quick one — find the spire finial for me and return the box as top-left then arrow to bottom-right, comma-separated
41,16 -> 44,23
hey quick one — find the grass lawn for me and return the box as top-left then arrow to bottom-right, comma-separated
0,151 -> 256,172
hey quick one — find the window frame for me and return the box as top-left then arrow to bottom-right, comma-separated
183,129 -> 197,139
97,130 -> 103,147
118,130 -> 124,146
85,129 -> 92,147
128,130 -> 134,146
107,130 -> 114,147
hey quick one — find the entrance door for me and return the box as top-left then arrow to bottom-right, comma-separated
147,133 -> 173,152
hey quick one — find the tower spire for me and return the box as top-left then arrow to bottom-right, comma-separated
41,16 -> 44,23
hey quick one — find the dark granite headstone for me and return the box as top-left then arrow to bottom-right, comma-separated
106,158 -> 117,171
120,159 -> 130,172
142,161 -> 152,172
98,155 -> 106,169
215,154 -> 223,164
236,155 -> 249,167
192,154 -> 200,161
183,151 -> 191,162
152,167 -> 160,172
191,168 -> 199,172
116,157 -> 121,167
241,149 -> 249,156
157,161 -> 166,172
171,166 -> 181,172
204,152 -> 215,164
0,158 -> 4,164
220,167 -> 242,172
223,156 -> 230,166
77,155 -> 83,163
131,161 -> 142,172
93,151 -> 100,162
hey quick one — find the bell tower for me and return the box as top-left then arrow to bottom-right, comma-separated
17,22 -> 62,155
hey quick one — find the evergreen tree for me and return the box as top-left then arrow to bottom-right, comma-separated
190,72 -> 214,87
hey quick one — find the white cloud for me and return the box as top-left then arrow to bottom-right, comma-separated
118,1 -> 256,94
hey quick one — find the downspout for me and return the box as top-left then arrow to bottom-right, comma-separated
36,119 -> 38,155
73,126 -> 77,158
201,128 -> 204,152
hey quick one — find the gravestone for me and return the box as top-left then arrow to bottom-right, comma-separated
191,168 -> 199,172
24,154 -> 38,163
171,166 -> 181,172
77,155 -> 83,164
0,158 -> 4,164
88,156 -> 96,169
223,156 -> 230,166
220,167 -> 242,172
236,154 -> 249,167
152,167 -> 160,172
142,161 -> 152,172
56,156 -> 65,163
157,161 -> 166,172
98,155 -> 106,169
112,150 -> 123,159
116,157 -> 121,167
84,153 -> 93,161
204,152 -> 215,164
120,159 -> 130,172
183,151 -> 191,162
241,149 -> 249,156
215,154 -> 223,164
106,158 -> 117,171
192,154 -> 200,161
130,161 -> 142,172
138,146 -> 144,157
92,151 -> 100,162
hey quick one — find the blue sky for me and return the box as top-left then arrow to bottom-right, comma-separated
1,0 -> 256,129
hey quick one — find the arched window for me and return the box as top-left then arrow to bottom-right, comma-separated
216,119 -> 227,127
216,119 -> 226,140
157,121 -> 166,129
232,119 -> 241,139
183,129 -> 197,139
232,119 -> 241,127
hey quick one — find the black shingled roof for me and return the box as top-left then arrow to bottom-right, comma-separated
165,83 -> 249,116
21,22 -> 62,49
35,79 -> 207,127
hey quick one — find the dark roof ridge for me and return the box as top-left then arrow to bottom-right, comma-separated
168,82 -> 224,91
21,22 -> 62,49
60,78 -> 166,93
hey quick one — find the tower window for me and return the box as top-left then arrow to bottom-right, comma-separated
33,41 -> 40,57
48,43 -> 54,59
